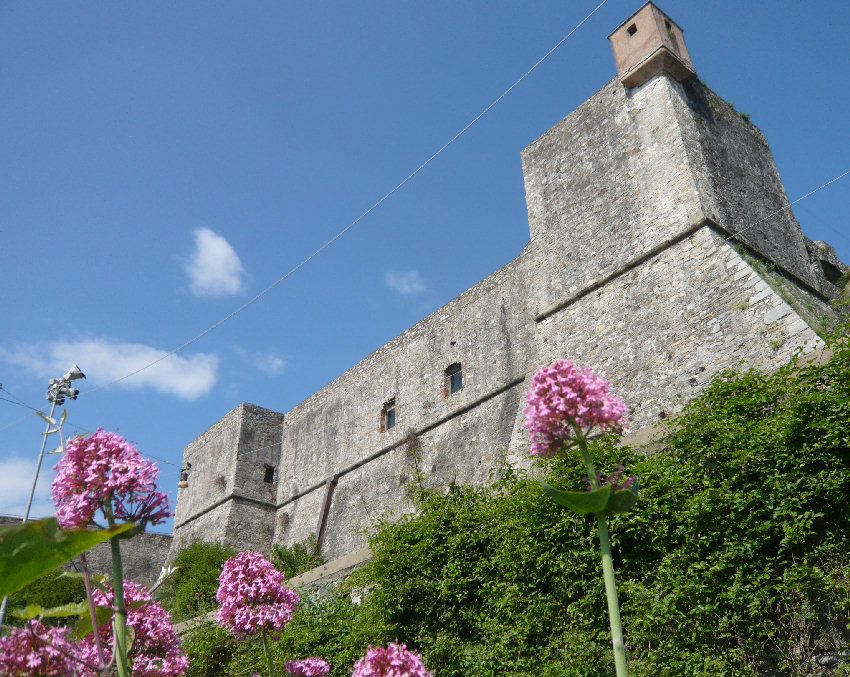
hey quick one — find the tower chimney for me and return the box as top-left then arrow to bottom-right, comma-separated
608,2 -> 695,88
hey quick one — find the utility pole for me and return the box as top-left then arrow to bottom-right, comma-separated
0,365 -> 85,629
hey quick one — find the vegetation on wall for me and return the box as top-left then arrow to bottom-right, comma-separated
271,534 -> 325,580
159,540 -> 237,622
180,330 -> 850,676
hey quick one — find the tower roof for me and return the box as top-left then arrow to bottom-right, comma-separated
608,2 -> 695,88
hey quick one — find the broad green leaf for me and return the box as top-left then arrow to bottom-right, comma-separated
75,605 -> 114,639
607,487 -> 638,514
46,445 -> 64,454
0,518 -> 134,599
539,481 -> 611,514
60,409 -> 67,426
12,600 -> 88,620
41,427 -> 59,436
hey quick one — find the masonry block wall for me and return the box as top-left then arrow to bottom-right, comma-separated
170,5 -> 846,564
169,403 -> 282,558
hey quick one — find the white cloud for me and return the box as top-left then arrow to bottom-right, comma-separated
0,339 -> 219,401
385,270 -> 427,296
0,457 -> 56,519
185,228 -> 247,297
253,352 -> 287,375
234,348 -> 288,375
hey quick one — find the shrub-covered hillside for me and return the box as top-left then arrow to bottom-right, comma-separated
182,333 -> 850,677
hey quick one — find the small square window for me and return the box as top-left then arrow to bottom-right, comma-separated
444,363 -> 463,396
263,465 -> 275,483
627,23 -> 637,36
381,398 -> 396,432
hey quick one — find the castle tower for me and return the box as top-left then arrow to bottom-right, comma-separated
520,1 -> 838,433
169,403 -> 283,558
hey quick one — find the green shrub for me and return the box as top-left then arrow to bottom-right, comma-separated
272,534 -> 325,580
5,567 -> 86,628
161,540 -> 236,622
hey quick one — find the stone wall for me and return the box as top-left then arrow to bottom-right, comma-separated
274,253 -> 536,558
170,403 -> 282,557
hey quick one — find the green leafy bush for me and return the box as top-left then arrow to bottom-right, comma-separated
182,332 -> 850,676
272,534 -> 325,580
161,540 -> 236,622
5,567 -> 86,628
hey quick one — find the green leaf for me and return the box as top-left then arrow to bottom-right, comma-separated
12,600 -> 89,620
0,518 -> 134,598
60,409 -> 68,426
55,570 -> 110,592
36,411 -> 57,426
539,481 -> 611,514
607,487 -> 638,514
46,444 -> 64,455
75,605 -> 114,639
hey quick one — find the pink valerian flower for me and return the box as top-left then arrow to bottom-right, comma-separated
525,360 -> 629,456
285,656 -> 331,675
51,429 -> 171,529
216,551 -> 299,639
584,464 -> 636,492
0,620 -> 76,677
76,580 -> 188,677
351,642 -> 434,677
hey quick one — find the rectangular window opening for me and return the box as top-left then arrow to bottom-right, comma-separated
264,465 -> 275,483
627,23 -> 637,36
445,363 -> 463,395
381,398 -> 396,432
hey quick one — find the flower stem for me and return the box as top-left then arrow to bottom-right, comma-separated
596,513 -> 628,676
576,428 -> 628,676
80,553 -> 107,670
106,510 -> 131,677
261,630 -> 277,677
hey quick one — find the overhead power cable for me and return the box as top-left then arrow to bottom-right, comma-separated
724,169 -> 850,246
78,0 -> 610,398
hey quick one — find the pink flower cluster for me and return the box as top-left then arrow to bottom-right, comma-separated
525,360 -> 628,456
51,429 -> 171,529
216,551 -> 299,638
585,464 -> 636,492
285,656 -> 331,675
351,642 -> 434,677
0,620 -> 76,677
76,580 -> 188,677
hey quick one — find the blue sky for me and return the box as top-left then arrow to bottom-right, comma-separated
1,1 -> 848,532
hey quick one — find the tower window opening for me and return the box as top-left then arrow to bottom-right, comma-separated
627,23 -> 637,36
264,464 -> 275,483
444,363 -> 463,396
380,398 -> 396,432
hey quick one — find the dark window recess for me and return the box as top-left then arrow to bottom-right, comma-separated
627,23 -> 637,36
443,363 -> 463,397
821,260 -> 842,285
381,398 -> 396,432
263,465 -> 275,483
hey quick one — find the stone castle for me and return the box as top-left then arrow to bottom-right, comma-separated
169,2 -> 847,566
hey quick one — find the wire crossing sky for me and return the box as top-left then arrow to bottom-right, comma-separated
1,1 -> 848,530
